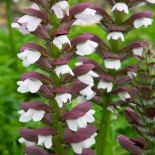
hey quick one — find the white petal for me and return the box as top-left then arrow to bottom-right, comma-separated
77,117 -> 87,128
31,3 -> 40,10
107,32 -> 124,41
80,86 -> 94,98
53,35 -> 71,49
146,0 -> 155,3
134,18 -> 153,29
76,40 -> 98,56
19,114 -> 32,122
132,47 -> 143,57
38,135 -> 46,146
66,120 -> 78,131
114,60 -> 121,70
44,136 -> 53,149
18,15 -> 34,24
112,3 -> 129,14
73,8 -> 102,25
54,65 -> 74,77
28,79 -> 43,93
51,1 -> 70,18
32,110 -> 45,121
71,142 -> 83,154
27,17 -> 42,32
27,50 -> 41,64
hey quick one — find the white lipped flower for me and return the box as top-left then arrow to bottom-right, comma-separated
104,59 -> 121,70
38,135 -> 53,149
17,79 -> 43,93
107,32 -> 125,41
73,8 -> 103,25
17,49 -> 41,67
97,80 -> 113,93
127,71 -> 137,79
11,23 -> 30,35
146,0 -> 155,3
16,10 -> 41,32
71,133 -> 97,154
76,40 -> 98,56
51,1 -> 69,19
55,93 -> 72,108
66,110 -> 95,131
77,71 -> 99,86
132,47 -> 143,57
18,137 -> 36,147
118,92 -> 131,101
79,86 -> 95,100
11,3 -> 41,34
133,17 -> 153,29
53,35 -> 71,49
112,3 -> 129,14
18,109 -> 45,122
54,64 -> 74,77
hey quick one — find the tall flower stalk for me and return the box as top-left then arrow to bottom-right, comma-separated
118,45 -> 155,155
59,1 -> 153,154
12,0 -> 155,155
12,1 -> 98,154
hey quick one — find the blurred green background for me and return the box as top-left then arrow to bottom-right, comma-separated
0,0 -> 155,155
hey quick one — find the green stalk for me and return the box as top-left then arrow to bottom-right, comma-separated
5,1 -> 16,63
52,99 -> 66,155
96,94 -> 112,155
96,10 -> 125,155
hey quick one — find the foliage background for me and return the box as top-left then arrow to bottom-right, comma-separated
0,0 -> 155,154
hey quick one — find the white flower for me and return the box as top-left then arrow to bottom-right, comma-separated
79,86 -> 95,100
107,32 -> 125,41
17,79 -> 43,93
77,71 -> 99,86
112,3 -> 129,14
127,71 -> 137,79
18,137 -> 36,147
54,64 -> 74,77
53,35 -> 71,49
146,0 -> 155,3
18,109 -> 45,122
97,80 -> 113,93
73,8 -> 103,25
55,93 -> 72,108
17,14 -> 42,32
132,47 -> 143,57
38,135 -> 53,149
11,3 -> 41,33
51,1 -> 69,18
118,92 -> 131,101
133,17 -> 153,29
66,110 -> 95,131
17,49 -> 41,67
76,40 -> 98,56
71,133 -> 97,154
11,23 -> 30,35
104,59 -> 121,70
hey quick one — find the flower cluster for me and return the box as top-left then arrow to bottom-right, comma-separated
13,0 -> 155,154
118,45 -> 155,155
12,1 -> 99,154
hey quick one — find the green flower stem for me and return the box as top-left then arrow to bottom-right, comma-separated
46,5 -> 68,154
96,10 -> 125,155
5,0 -> 16,68
96,94 -> 112,155
52,99 -> 66,155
